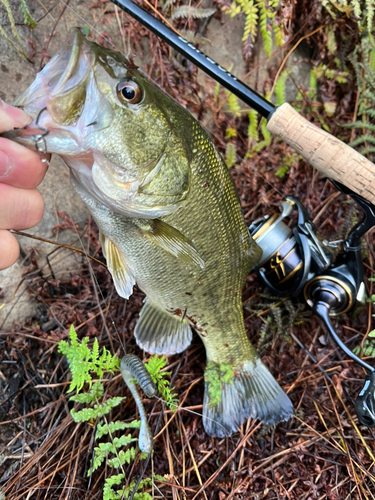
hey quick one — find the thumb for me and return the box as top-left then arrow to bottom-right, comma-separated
0,100 -> 32,134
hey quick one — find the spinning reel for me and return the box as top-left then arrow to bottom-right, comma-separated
249,180 -> 375,427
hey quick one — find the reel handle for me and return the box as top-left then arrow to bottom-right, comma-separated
267,103 -> 375,206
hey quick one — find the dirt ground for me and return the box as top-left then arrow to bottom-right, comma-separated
1,0 -> 375,499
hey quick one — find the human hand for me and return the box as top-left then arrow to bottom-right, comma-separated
0,100 -> 48,270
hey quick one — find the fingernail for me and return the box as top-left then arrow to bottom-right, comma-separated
0,150 -> 12,178
0,100 -> 32,128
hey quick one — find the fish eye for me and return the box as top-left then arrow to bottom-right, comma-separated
117,80 -> 142,104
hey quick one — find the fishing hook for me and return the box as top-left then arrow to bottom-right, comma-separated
34,107 -> 50,167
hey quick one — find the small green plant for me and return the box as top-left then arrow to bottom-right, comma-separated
58,325 -> 119,392
58,326 -> 174,500
145,354 -> 179,410
204,361 -> 234,407
0,0 -> 36,61
353,331 -> 375,358
345,36 -> 375,161
220,0 -> 285,58
275,152 -> 297,179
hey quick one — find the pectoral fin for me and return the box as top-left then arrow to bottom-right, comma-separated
137,219 -> 205,269
100,233 -> 135,299
134,297 -> 192,355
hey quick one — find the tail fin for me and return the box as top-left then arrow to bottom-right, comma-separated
203,359 -> 293,437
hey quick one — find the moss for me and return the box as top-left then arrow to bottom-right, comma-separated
204,361 -> 234,408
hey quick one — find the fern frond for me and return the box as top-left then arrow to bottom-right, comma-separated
71,396 -> 125,422
19,0 -> 37,28
242,1 -> 258,43
274,23 -> 285,47
275,153 -> 297,178
172,6 -> 216,19
107,445 -> 138,468
326,26 -> 337,55
1,0 -> 23,45
225,91 -> 241,116
259,2 -> 272,56
251,118 -> 271,152
274,69 -> 290,107
360,146 -> 375,155
344,120 -> 375,133
96,420 -> 141,439
248,109 -> 259,142
214,81 -> 221,101
225,127 -> 237,138
352,0 -> 362,17
350,134 -> 375,147
58,326 -> 119,392
91,441 -> 137,473
225,142 -> 237,168
145,355 -> 178,409
70,381 -> 104,403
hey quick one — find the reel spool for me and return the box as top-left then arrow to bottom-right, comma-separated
249,183 -> 375,427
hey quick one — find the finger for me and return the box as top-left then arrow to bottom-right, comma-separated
0,183 -> 44,230
0,138 -> 48,189
0,100 -> 32,133
0,230 -> 20,270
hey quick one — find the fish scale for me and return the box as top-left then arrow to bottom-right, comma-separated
11,28 -> 293,436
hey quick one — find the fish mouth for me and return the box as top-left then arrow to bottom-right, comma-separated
14,28 -> 93,118
51,28 -> 87,97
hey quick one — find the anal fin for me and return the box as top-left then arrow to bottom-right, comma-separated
100,232 -> 135,299
134,298 -> 192,355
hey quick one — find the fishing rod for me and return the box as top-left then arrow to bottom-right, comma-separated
111,0 -> 375,206
110,0 -> 375,427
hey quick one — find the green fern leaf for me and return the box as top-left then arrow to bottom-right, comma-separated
96,420 -> 141,439
274,69 -> 290,107
71,396 -> 125,422
326,27 -> 337,55
225,142 -> 237,168
242,1 -> 258,43
19,0 -> 37,28
274,23 -> 285,47
70,381 -> 104,403
226,91 -> 241,116
225,127 -> 237,138
107,446 -> 138,468
145,355 -> 168,380
259,3 -> 272,56
248,109 -> 259,142
350,134 -> 375,147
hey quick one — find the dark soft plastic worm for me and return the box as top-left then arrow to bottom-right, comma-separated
121,354 -> 157,398
120,354 -> 157,454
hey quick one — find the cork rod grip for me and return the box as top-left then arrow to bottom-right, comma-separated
267,103 -> 375,204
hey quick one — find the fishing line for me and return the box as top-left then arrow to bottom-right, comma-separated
65,208 -> 127,354
36,0 -> 289,439
153,395 -> 234,435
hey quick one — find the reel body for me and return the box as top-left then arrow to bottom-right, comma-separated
249,182 -> 375,427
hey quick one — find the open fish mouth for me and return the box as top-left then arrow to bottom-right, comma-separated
14,28 -> 94,124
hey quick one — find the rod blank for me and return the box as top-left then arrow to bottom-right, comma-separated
111,0 -> 275,118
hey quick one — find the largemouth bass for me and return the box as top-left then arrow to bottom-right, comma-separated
10,28 -> 293,436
